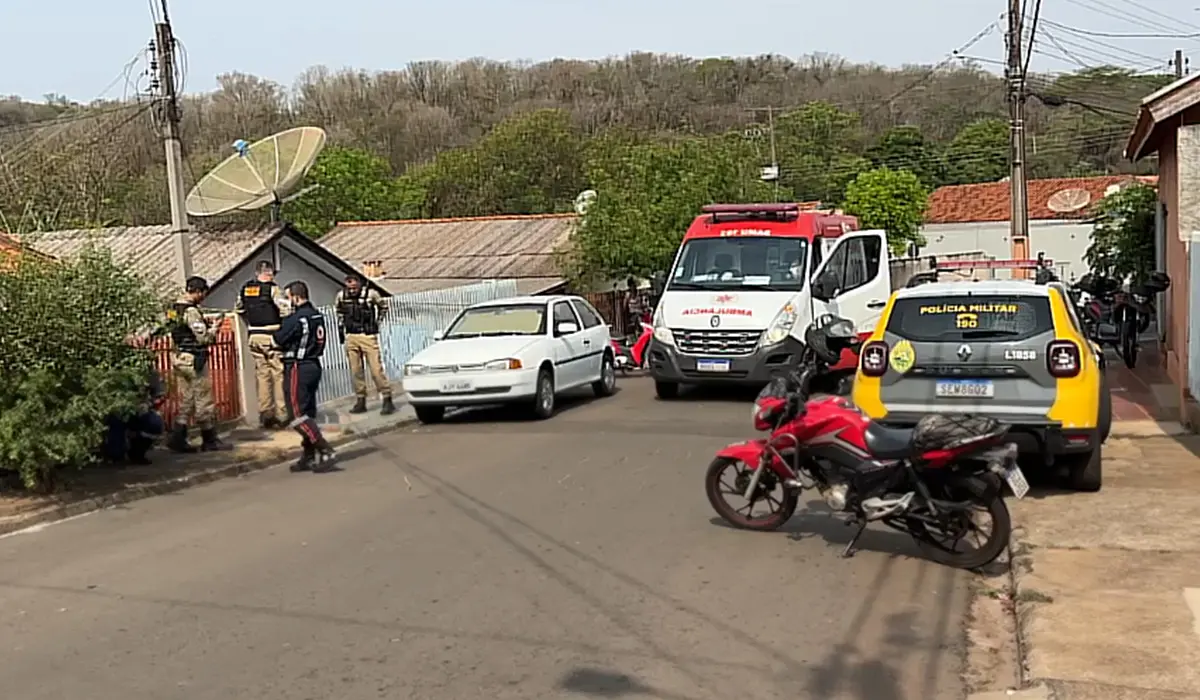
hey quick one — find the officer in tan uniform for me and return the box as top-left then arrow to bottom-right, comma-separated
335,273 -> 395,415
166,276 -> 231,453
235,261 -> 292,428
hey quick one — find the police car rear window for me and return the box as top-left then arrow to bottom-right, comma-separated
885,295 -> 1054,342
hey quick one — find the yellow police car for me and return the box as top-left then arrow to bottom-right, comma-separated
852,279 -> 1110,491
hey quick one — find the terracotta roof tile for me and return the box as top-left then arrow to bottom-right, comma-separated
925,176 -> 1157,224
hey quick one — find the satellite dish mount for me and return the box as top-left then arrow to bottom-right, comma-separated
186,127 -> 328,225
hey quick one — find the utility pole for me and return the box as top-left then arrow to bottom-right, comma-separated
154,0 -> 192,285
1006,0 -> 1030,275
766,106 -> 780,202
1172,49 -> 1188,78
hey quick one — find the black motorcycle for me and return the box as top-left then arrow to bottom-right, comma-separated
1071,272 -> 1170,369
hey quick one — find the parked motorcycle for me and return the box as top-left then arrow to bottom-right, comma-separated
1071,272 -> 1170,369
611,318 -> 653,373
704,315 -> 1025,570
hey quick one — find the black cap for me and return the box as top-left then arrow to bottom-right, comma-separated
185,276 -> 209,293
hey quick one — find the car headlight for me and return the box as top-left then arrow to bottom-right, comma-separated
485,358 -> 523,370
762,303 -> 798,346
403,364 -> 428,376
652,307 -> 674,345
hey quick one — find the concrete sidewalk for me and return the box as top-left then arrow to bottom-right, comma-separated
1005,431 -> 1200,699
0,392 -> 415,535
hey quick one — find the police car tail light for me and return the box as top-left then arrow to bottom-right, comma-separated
860,341 -> 888,377
1046,340 -> 1081,378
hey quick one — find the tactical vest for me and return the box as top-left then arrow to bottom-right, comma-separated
170,301 -> 208,372
240,280 -> 281,330
339,288 -> 379,335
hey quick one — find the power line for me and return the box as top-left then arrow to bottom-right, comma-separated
1062,0 -> 1185,36
1023,0 -> 1044,78
1041,19 -> 1200,39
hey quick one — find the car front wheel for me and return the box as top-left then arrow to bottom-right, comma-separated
531,368 -> 555,419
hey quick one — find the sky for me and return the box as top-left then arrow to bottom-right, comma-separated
4,0 -> 1200,101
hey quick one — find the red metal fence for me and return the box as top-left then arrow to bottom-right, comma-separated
583,291 -> 628,336
150,317 -> 242,425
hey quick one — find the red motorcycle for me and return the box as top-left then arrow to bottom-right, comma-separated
704,316 -> 1025,570
611,309 -> 653,373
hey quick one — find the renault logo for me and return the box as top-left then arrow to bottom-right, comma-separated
710,315 -> 721,328
957,344 -> 972,361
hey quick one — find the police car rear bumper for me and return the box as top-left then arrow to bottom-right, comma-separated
648,337 -> 803,385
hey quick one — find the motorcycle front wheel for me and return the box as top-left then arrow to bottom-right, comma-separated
705,457 -> 798,531
905,476 -> 1011,570
1120,315 -> 1139,369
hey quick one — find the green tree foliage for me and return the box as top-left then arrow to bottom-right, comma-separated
285,146 -> 406,236
866,125 -> 946,189
842,167 -> 929,254
399,109 -> 585,218
0,246 -> 161,491
944,118 -> 1009,185
566,132 -> 778,284
773,101 -> 868,203
1085,183 -> 1157,284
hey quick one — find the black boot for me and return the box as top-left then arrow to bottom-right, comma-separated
349,397 -> 367,414
291,443 -> 315,472
312,445 -> 338,473
127,437 -> 154,465
166,424 -> 195,453
259,412 -> 277,429
200,428 -> 230,451
380,396 -> 396,415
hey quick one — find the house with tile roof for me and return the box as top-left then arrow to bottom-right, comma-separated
318,213 -> 576,295
921,175 -> 1156,280
17,222 -> 384,309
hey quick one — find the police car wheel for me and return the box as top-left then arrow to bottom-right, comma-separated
1065,447 -> 1102,492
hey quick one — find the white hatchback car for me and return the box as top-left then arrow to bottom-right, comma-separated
402,295 -> 617,423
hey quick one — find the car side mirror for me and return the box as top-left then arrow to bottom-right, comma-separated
555,321 -> 579,336
812,271 -> 840,301
432,329 -> 444,340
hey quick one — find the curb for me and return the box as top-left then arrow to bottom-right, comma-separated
0,416 -> 416,537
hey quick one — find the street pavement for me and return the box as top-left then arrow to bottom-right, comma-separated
0,378 -> 970,700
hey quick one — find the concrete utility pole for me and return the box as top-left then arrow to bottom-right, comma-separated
1172,49 -> 1188,78
154,0 -> 192,285
1006,0 -> 1030,272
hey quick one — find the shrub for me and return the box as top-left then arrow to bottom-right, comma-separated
0,245 -> 160,491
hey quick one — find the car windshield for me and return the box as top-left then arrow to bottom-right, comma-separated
444,304 -> 546,338
666,236 -> 808,292
885,295 -> 1054,342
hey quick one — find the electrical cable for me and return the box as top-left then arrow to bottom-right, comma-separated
1041,18 -> 1200,39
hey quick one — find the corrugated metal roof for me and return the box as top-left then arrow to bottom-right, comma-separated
320,214 -> 576,292
21,223 -> 281,296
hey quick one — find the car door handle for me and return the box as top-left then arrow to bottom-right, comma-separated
866,299 -> 886,309
583,339 -> 591,345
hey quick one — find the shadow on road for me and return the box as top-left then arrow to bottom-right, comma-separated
558,667 -> 702,700
440,386 -> 619,424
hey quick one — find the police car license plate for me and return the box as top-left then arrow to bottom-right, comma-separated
1004,464 -> 1031,499
441,380 -> 474,393
696,359 -> 730,372
935,379 -> 994,398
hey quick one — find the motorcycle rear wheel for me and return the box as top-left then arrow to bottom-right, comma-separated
907,477 -> 1011,570
705,457 -> 798,531
1120,316 -> 1139,369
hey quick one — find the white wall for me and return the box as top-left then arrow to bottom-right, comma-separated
920,220 -> 1093,281
204,236 -> 350,310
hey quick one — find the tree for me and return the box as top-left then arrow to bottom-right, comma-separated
566,131 -> 777,284
1085,182 -> 1156,284
0,246 -> 161,491
866,125 -> 946,189
944,118 -> 1009,184
284,146 -> 406,237
772,101 -> 870,203
842,167 -> 929,254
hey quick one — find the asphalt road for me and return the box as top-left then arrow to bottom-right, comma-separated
0,378 -> 970,700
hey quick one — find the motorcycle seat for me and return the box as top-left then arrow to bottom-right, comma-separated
864,422 -> 916,460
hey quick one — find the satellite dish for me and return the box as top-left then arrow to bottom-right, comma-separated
186,126 -> 327,221
1046,188 -> 1091,213
574,189 -> 597,216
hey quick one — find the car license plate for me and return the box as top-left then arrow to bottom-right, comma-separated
935,379 -> 994,398
1004,464 -> 1030,499
441,380 -> 474,393
696,359 -> 730,372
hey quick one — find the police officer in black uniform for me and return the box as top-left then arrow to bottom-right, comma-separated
272,280 -> 337,472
